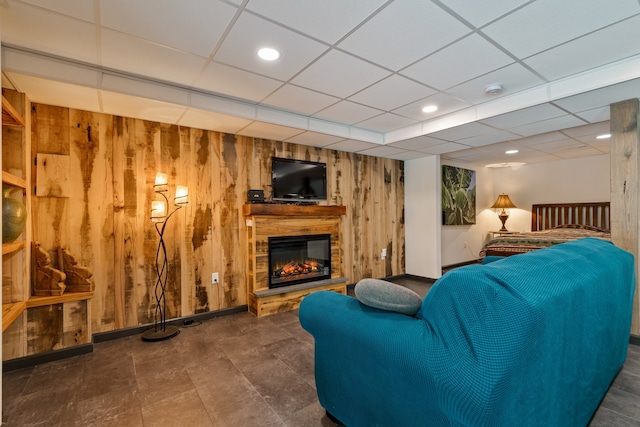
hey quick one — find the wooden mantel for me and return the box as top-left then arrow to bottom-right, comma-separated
243,203 -> 346,217
244,204 -> 347,317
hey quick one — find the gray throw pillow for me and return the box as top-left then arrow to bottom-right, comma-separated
354,278 -> 422,316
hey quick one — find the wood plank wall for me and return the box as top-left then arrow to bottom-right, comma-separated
29,104 -> 405,336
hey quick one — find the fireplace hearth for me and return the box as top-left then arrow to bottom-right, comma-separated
268,234 -> 331,289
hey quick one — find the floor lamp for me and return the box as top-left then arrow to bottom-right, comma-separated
142,172 -> 188,342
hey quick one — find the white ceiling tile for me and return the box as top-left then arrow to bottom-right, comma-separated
261,84 -> 339,115
285,132 -> 345,148
574,107 -> 610,124
100,0 -> 236,57
7,73 -> 101,112
313,100 -> 384,125
348,75 -> 436,111
179,108 -> 253,134
357,145 -> 406,158
190,92 -> 256,120
245,0 -> 388,44
439,0 -> 530,27
355,113 -> 418,132
339,1 -> 470,71
401,34 -> 514,91
101,29 -> 208,85
514,131 -> 568,147
101,92 -> 188,124
446,63 -> 545,105
392,92 -> 471,121
324,139 -> 379,153
238,121 -> 305,141
350,127 -> 384,144
419,142 -> 470,154
388,135 -> 449,150
456,130 -> 520,147
1,1 -> 98,63
21,0 -> 95,22
480,103 -> 568,129
429,122 -> 498,142
553,147 -> 606,159
214,12 -> 329,81
482,0 -> 640,58
195,61 -> 283,103
508,115 -> 588,137
291,50 -> 391,98
525,15 -> 640,81
561,122 -> 610,138
553,78 -> 640,113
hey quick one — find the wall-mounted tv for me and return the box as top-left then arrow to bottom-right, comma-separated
272,157 -> 327,202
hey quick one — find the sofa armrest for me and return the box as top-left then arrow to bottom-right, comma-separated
299,291 -> 450,426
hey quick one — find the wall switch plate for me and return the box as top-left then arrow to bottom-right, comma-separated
212,272 -> 219,284
381,248 -> 387,259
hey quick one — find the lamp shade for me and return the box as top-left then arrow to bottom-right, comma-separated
175,185 -> 188,205
151,200 -> 166,222
491,194 -> 516,210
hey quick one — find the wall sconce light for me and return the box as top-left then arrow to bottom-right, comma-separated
143,172 -> 188,342
491,194 -> 516,232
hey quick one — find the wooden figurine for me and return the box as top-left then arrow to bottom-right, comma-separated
58,247 -> 95,292
33,242 -> 66,296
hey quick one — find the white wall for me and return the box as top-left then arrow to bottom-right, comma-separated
491,155 -> 610,232
405,155 -> 442,278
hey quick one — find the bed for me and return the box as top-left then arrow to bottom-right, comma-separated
480,202 -> 611,258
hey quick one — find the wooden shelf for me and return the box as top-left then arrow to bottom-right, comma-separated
2,301 -> 26,332
27,292 -> 94,309
2,241 -> 25,255
2,170 -> 27,189
243,203 -> 346,216
2,94 -> 26,127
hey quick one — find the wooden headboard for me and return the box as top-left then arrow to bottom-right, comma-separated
531,202 -> 610,232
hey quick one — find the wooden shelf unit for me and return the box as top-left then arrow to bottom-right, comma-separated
2,90 -> 32,344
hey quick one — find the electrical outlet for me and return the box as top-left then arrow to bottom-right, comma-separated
212,272 -> 219,284
381,248 -> 387,259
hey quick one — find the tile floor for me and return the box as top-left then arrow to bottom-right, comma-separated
2,276 -> 639,426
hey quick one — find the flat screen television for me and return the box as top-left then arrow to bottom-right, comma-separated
271,157 -> 327,202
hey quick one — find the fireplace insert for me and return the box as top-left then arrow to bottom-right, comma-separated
268,234 -> 331,288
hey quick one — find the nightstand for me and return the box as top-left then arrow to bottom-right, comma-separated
490,230 -> 518,239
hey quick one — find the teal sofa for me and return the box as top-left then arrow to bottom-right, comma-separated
299,238 -> 635,426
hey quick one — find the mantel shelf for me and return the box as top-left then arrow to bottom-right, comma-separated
243,203 -> 346,217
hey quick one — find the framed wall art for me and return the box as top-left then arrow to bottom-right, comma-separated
442,165 -> 476,225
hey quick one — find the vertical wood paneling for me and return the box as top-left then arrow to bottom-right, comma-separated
23,104 -> 405,344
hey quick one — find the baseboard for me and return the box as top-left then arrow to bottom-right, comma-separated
630,334 -> 640,346
442,259 -> 482,273
2,305 -> 248,371
93,305 -> 248,343
3,343 -> 93,372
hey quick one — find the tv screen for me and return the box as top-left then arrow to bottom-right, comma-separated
272,157 -> 327,202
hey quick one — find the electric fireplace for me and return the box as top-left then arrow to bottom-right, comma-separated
268,234 -> 331,288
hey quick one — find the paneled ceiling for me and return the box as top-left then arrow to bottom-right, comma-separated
2,0 -> 640,166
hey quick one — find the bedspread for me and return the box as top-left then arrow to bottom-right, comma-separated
480,227 -> 611,258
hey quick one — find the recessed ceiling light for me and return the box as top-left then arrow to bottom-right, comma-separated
422,105 -> 438,113
596,133 -> 611,139
258,47 -> 280,61
505,149 -> 519,154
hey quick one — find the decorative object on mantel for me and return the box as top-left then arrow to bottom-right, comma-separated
58,247 -> 95,292
2,185 -> 27,243
32,242 -> 66,296
491,193 -> 517,232
142,172 -> 188,342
